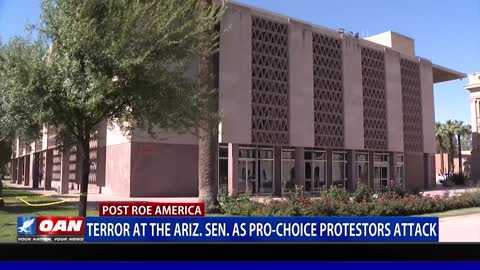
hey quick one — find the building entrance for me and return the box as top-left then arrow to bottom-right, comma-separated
373,154 -> 390,191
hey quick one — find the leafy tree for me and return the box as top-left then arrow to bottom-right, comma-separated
0,37 -> 46,177
1,0 -> 223,216
0,38 -> 45,142
0,140 -> 12,175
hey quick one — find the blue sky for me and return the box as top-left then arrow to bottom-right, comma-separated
1,0 -> 479,125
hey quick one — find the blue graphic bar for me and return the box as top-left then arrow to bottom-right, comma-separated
3,262 -> 480,270
84,216 -> 439,242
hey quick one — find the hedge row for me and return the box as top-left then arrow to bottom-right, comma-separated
220,186 -> 480,216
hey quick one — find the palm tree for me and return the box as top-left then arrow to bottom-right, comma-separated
443,120 -> 457,173
197,0 -> 222,213
454,121 -> 471,176
435,122 -> 447,173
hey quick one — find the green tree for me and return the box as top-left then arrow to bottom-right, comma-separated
435,122 -> 447,173
454,121 -> 471,176
0,38 -> 45,140
0,140 -> 12,175
1,0 -> 223,216
0,37 -> 46,175
443,120 -> 457,173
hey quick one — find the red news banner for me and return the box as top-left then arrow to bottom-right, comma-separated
99,202 -> 205,216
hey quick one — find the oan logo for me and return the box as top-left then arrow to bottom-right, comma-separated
17,217 -> 37,236
36,217 -> 85,236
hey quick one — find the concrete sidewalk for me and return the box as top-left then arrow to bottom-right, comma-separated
421,184 -> 480,197
4,180 -> 479,202
439,213 -> 480,242
2,181 -> 199,203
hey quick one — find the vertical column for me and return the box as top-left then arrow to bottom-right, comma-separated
32,153 -> 39,189
347,150 -> 357,192
294,147 -> 305,191
15,138 -> 20,159
23,154 -> 30,186
11,159 -> 17,183
342,35 -> 364,150
389,152 -> 397,186
385,49 -> 404,152
17,157 -> 23,184
75,149 -> 83,189
368,151 -> 375,189
44,149 -> 53,190
42,126 -> 48,151
288,20 -> 314,147
404,152 -> 425,192
423,153 -> 435,189
273,146 -> 282,197
219,5 -> 252,144
227,143 -> 239,196
419,59 -> 435,155
29,153 -> 35,187
60,147 -> 70,194
470,96 -> 480,184
326,149 -> 333,187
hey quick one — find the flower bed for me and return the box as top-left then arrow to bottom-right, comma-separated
220,186 -> 480,216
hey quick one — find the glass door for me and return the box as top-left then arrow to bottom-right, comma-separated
246,160 -> 257,193
238,160 -> 247,194
374,164 -> 389,191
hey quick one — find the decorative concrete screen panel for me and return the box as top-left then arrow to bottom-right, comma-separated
361,46 -> 388,150
251,16 -> 289,145
52,148 -> 61,182
89,131 -> 98,184
313,32 -> 344,148
69,146 -> 77,183
400,58 -> 423,153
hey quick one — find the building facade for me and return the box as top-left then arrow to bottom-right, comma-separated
465,72 -> 480,183
9,1 -> 465,198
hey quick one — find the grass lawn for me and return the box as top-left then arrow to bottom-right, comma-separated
417,207 -> 480,218
1,184 -> 97,242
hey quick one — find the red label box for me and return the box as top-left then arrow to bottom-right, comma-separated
99,202 -> 205,216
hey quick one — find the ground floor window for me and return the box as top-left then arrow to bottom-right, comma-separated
304,150 -> 326,192
396,154 -> 404,189
373,153 -> 390,191
332,152 -> 347,189
258,149 -> 274,194
218,145 -> 400,195
218,145 -> 228,196
238,147 -> 273,194
356,153 -> 369,188
281,150 -> 295,193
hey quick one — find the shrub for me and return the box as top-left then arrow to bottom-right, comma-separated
220,194 -> 262,216
443,178 -> 455,187
450,173 -> 466,186
353,184 -> 373,203
320,185 -> 350,203
221,188 -> 480,217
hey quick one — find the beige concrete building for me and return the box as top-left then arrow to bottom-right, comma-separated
9,1 -> 465,197
465,73 -> 480,182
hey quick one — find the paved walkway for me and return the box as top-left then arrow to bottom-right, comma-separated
2,181 -> 199,204
439,213 -> 480,242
